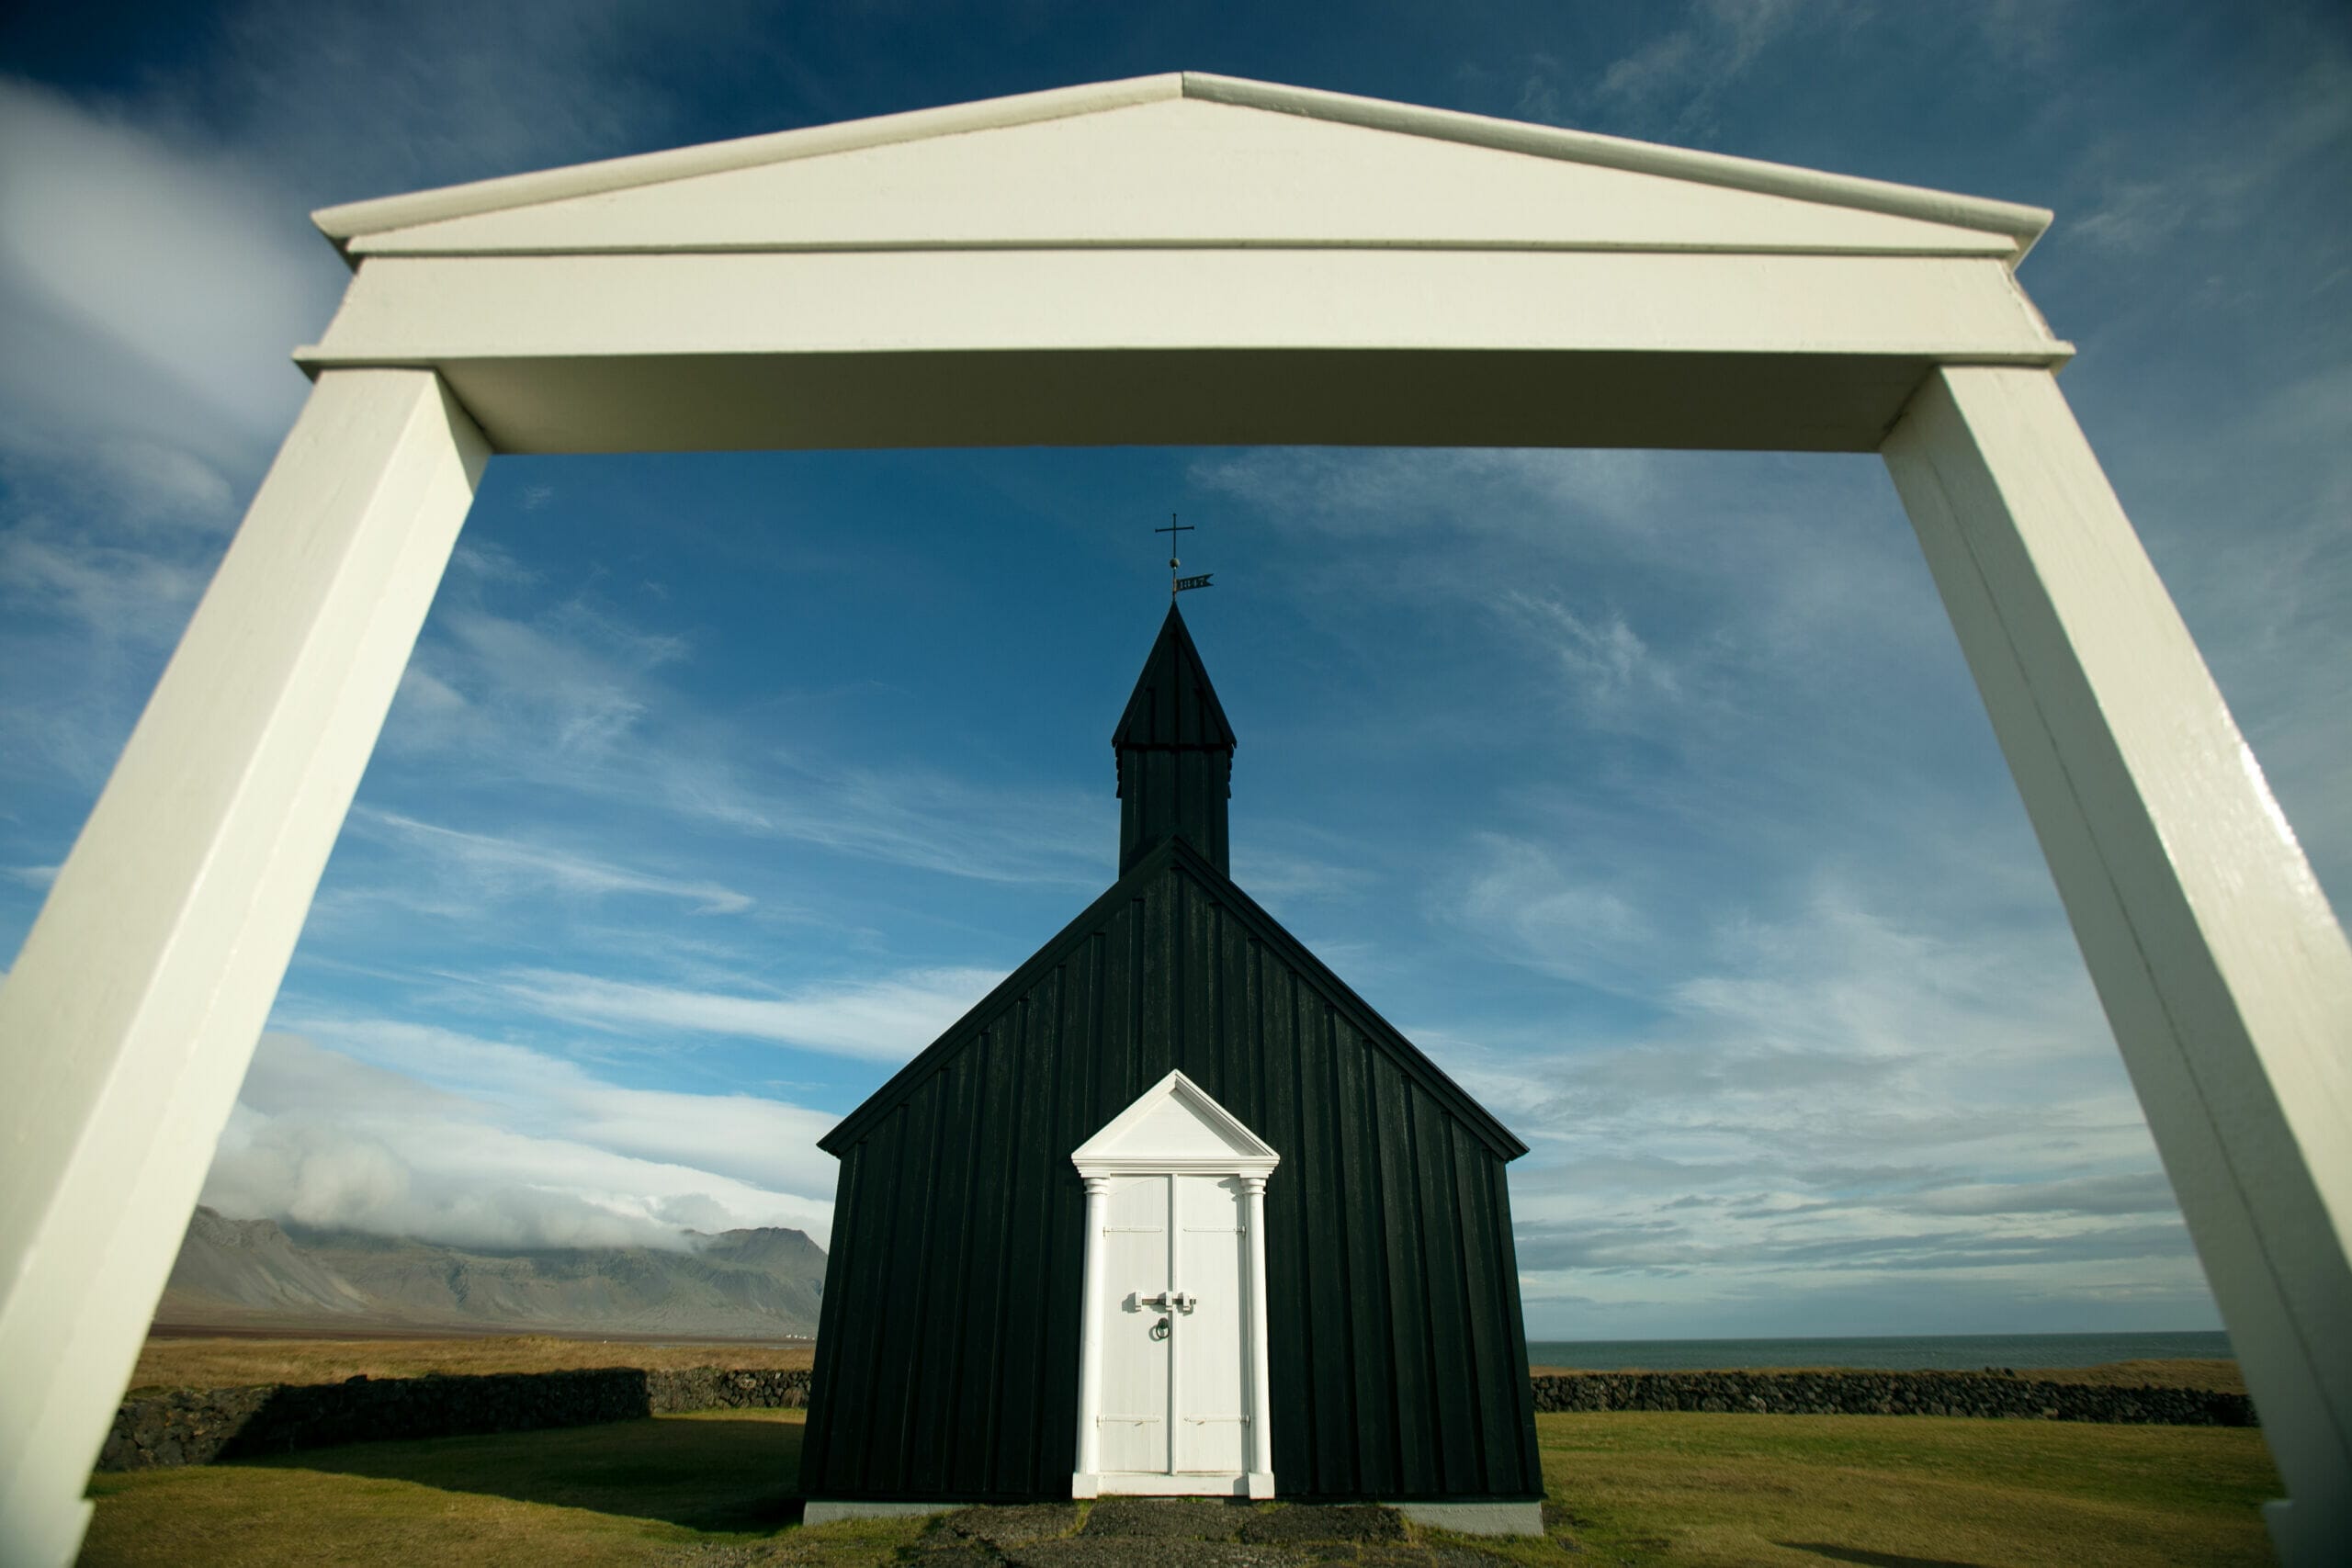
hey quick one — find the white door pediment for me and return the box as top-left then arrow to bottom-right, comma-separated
1072,1070 -> 1280,1176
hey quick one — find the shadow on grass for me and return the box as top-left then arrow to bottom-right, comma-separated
1779,1544 -> 1989,1568
244,1415 -> 806,1533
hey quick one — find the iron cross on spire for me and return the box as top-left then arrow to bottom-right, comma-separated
1157,513 -> 1214,601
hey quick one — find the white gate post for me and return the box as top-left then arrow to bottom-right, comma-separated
1883,366 -> 2352,1562
0,368 -> 487,1568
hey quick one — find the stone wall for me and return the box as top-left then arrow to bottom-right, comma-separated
1529,1370 -> 2256,1427
648,1368 -> 812,1414
100,1364 -> 2248,1472
99,1366 -> 811,1471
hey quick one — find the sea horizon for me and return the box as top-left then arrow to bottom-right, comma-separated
1523,1329 -> 2233,1372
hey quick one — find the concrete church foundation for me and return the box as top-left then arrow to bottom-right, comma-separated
1387,1501 -> 1545,1536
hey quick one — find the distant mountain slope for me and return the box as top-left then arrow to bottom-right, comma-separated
165,1209 -> 376,1318
156,1207 -> 825,1339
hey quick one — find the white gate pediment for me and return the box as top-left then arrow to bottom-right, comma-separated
322,84 -> 2025,259
295,73 -> 2070,457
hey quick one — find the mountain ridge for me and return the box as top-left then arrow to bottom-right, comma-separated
160,1206 -> 825,1340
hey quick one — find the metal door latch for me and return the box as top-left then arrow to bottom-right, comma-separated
1140,1291 -> 1199,1313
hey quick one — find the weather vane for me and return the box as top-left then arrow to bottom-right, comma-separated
1157,513 -> 1213,601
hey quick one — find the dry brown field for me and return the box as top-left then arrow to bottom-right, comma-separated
2017,1357 -> 2245,1393
130,1333 -> 814,1392
142,1335 -> 2233,1397
1524,1357 -> 2243,1393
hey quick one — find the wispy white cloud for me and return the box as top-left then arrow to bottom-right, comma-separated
386,596 -> 688,763
703,755 -> 1109,886
1227,845 -> 1378,906
1581,0 -> 1832,143
346,808 -> 752,916
378,578 -> 1110,887
0,77 -> 333,476
1430,866 -> 2202,1335
1493,592 -> 1683,721
0,525 -> 214,643
483,964 -> 1004,1061
267,1012 -> 846,1200
2068,39 -> 2352,256
1906,1171 -> 2182,1219
1447,832 -> 1658,994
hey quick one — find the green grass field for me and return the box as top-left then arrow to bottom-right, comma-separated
79,1408 -> 2280,1566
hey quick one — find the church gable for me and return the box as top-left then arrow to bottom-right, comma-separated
819,837 -> 1523,1163
804,837 -> 1541,1502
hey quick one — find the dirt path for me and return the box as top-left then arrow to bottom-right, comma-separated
679,1498 -> 1576,1566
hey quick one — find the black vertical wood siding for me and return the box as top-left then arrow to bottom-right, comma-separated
804,845 -> 1541,1503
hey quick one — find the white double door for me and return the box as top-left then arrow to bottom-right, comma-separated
1095,1171 -> 1251,1483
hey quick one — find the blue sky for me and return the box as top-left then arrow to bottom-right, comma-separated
2,1 -> 2345,1340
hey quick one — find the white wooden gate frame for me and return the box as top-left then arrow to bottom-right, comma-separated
1069,1069 -> 1280,1501
0,73 -> 2344,1564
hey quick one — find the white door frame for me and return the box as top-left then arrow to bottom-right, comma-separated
1070,1070 -> 1279,1500
0,73 -> 2345,1564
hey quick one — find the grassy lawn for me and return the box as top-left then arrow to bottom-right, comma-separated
1543,1412 -> 2279,1567
78,1410 -> 897,1567
81,1408 -> 2280,1567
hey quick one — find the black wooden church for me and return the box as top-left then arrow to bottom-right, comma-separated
800,605 -> 1540,1517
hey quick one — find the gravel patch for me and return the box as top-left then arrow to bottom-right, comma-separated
1004,1540 -> 1294,1568
1238,1505 -> 1408,1545
1078,1497 -> 1255,1539
937,1505 -> 1082,1549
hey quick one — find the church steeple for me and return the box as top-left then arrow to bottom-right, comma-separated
1114,604 -> 1237,875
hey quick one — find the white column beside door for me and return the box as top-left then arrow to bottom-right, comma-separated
0,369 -> 487,1568
1883,366 -> 2352,1562
1241,1175 -> 1273,1496
1072,1176 -> 1112,1495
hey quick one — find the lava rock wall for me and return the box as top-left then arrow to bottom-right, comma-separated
1529,1370 -> 2255,1426
98,1363 -> 2250,1472
99,1366 -> 813,1470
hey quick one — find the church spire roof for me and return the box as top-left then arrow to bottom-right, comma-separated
1114,603 -> 1237,750
1114,604 -> 1236,874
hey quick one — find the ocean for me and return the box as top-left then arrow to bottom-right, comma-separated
1522,1330 -> 2233,1372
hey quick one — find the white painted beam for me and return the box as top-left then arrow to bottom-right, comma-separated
304,252 -> 2064,365
0,369 -> 485,1568
1883,367 -> 2352,1563
293,249 -> 2066,454
363,347 -> 1969,456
